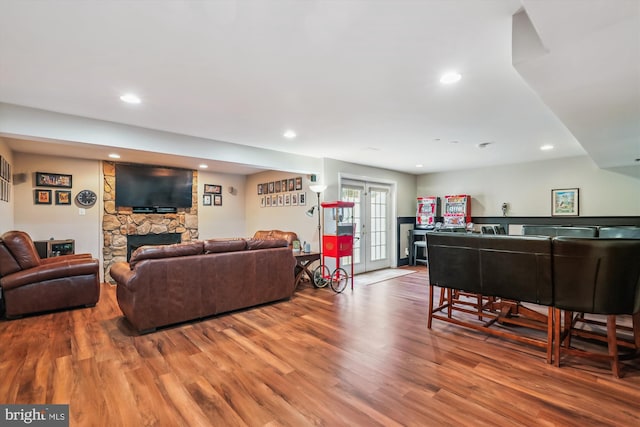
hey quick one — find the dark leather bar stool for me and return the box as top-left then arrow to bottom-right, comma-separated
552,237 -> 640,377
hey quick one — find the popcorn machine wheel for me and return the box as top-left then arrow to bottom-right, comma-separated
312,201 -> 355,293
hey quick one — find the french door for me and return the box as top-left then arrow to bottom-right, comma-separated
341,179 -> 392,274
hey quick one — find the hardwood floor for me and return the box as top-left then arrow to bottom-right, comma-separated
1,267 -> 639,426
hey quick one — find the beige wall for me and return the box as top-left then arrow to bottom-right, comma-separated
197,170 -> 247,239
0,138 -> 14,230
417,155 -> 640,217
12,152 -> 103,269
245,171 -> 318,246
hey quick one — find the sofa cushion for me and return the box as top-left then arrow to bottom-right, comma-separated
204,238 -> 247,253
246,238 -> 288,250
129,241 -> 204,269
1,231 -> 41,270
0,242 -> 22,276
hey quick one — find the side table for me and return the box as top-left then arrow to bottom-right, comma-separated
294,251 -> 320,289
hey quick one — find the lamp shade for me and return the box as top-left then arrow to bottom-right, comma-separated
306,206 -> 316,217
309,184 -> 327,193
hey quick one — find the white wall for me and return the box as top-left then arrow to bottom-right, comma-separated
197,171 -> 247,239
417,155 -> 640,217
12,152 -> 103,260
245,171 -> 319,246
0,138 -> 14,231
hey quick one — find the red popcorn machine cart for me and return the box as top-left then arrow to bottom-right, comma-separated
416,196 -> 440,229
443,194 -> 471,227
312,200 -> 354,293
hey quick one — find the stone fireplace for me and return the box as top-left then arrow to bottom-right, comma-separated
102,162 -> 199,283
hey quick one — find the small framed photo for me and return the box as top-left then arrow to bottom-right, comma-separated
35,189 -> 52,204
277,194 -> 284,206
204,184 -> 222,194
271,194 -> 277,206
291,193 -> 298,206
263,183 -> 270,194
295,176 -> 302,190
288,178 -> 295,192
203,194 -> 212,206
55,190 -> 71,205
257,184 -> 263,195
281,179 -> 287,192
36,172 -> 72,188
268,182 -> 275,193
275,180 -> 281,193
551,188 -> 579,216
266,195 -> 272,207
260,197 -> 266,207
284,193 -> 291,206
298,192 -> 306,206
213,194 -> 222,206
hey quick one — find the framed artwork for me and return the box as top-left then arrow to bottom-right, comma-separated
260,197 -> 266,207
291,193 -> 298,206
551,188 -> 579,216
284,193 -> 291,206
271,194 -> 277,206
277,194 -> 284,206
203,194 -> 212,206
257,184 -> 263,195
281,179 -> 287,192
55,190 -> 71,205
266,195 -> 272,207
275,180 -> 281,193
36,172 -> 72,188
35,189 -> 52,204
213,194 -> 222,206
204,184 -> 222,194
263,183 -> 270,194
288,178 -> 295,192
298,192 -> 306,206
295,176 -> 302,190
268,182 -> 275,193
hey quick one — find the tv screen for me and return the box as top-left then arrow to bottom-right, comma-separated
115,163 -> 193,208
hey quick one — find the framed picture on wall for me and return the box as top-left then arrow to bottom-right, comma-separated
213,194 -> 222,206
36,172 -> 72,188
35,189 -> 52,204
295,176 -> 302,190
204,184 -> 221,194
551,188 -> 579,216
55,190 -> 72,205
203,194 -> 212,206
298,192 -> 306,206
257,184 -> 263,195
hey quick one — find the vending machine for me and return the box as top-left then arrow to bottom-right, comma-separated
443,194 -> 471,227
416,196 -> 440,229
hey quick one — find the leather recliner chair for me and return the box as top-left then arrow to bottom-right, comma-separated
0,230 -> 100,318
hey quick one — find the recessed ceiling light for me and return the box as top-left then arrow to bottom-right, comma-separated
477,142 -> 493,149
120,93 -> 141,104
283,130 -> 296,139
416,164 -> 424,168
440,71 -> 462,85
199,164 -> 208,169
108,153 -> 120,159
540,144 -> 554,151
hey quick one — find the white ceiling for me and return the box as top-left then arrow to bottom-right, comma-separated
0,0 -> 638,175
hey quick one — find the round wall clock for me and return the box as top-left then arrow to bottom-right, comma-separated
75,189 -> 97,207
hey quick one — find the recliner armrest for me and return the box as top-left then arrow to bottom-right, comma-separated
40,253 -> 93,265
0,258 -> 99,291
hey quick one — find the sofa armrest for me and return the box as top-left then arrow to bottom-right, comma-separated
109,262 -> 135,291
0,258 -> 99,291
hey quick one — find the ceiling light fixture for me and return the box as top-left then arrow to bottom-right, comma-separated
540,144 -> 554,151
416,164 -> 424,168
440,71 -> 462,85
199,164 -> 208,169
283,130 -> 296,139
120,93 -> 141,104
477,142 -> 492,149
108,153 -> 120,159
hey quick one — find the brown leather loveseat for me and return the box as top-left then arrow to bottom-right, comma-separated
110,237 -> 296,333
253,230 -> 299,247
0,230 -> 100,318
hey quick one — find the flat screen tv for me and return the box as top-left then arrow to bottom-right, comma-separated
115,163 -> 193,210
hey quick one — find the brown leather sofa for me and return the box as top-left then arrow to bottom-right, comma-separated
253,230 -> 299,247
110,237 -> 296,333
0,230 -> 100,318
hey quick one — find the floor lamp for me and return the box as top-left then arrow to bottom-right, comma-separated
307,184 -> 327,254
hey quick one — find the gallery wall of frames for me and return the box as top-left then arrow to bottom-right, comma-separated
0,155 -> 11,203
256,176 -> 306,208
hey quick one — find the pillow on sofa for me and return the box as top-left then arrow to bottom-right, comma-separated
204,238 -> 247,253
129,241 -> 204,269
246,238 -> 288,250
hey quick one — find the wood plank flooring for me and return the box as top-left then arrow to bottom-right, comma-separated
1,267 -> 639,426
